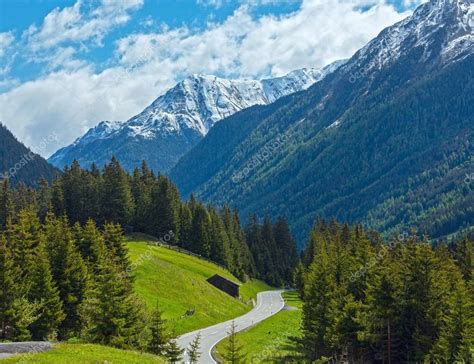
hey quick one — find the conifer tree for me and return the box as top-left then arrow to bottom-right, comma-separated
149,176 -> 180,241
73,219 -> 105,271
101,157 -> 134,226
165,339 -> 185,363
301,248 -> 337,360
222,321 -> 245,363
6,208 -> 43,294
62,161 -> 86,224
79,251 -> 142,348
28,242 -> 65,340
50,178 -> 64,217
0,235 -> 17,340
190,203 -> 211,257
103,223 -> 131,277
147,305 -> 170,355
273,216 -> 298,283
82,165 -> 102,222
178,203 -> 193,249
36,178 -> 52,222
45,215 -> 89,338
188,332 -> 202,363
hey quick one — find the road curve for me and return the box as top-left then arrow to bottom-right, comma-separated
177,290 -> 285,364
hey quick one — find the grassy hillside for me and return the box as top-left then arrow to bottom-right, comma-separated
128,240 -> 272,335
215,291 -> 302,363
1,344 -> 164,363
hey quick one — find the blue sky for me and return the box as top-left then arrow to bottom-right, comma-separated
0,0 -> 423,156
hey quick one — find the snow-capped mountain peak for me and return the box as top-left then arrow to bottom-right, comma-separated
350,0 -> 473,74
49,61 -> 346,171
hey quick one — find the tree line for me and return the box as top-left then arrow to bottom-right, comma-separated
0,157 -> 297,284
296,219 -> 473,363
0,209 -> 204,361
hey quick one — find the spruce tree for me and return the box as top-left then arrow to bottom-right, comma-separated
0,235 -> 17,340
223,321 -> 245,363
0,178 -> 14,229
188,332 -> 202,363
62,161 -> 86,224
101,157 -> 134,226
165,339 -> 185,363
300,237 -> 337,360
149,176 -> 180,241
28,242 -> 65,340
45,215 -> 89,338
79,251 -> 143,348
36,178 -> 52,222
190,203 -> 211,257
147,305 -> 170,355
103,223 -> 131,277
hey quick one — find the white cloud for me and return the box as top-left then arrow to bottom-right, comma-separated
0,0 -> 413,157
24,0 -> 144,51
0,32 -> 15,58
116,0 -> 410,77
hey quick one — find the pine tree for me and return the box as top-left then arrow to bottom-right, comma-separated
82,165 -> 102,222
36,178 -> 52,222
300,232 -> 337,361
165,339 -> 185,363
79,251 -> 143,348
44,215 -> 89,338
208,207 -> 231,267
73,219 -> 105,271
293,262 -> 305,298
178,203 -> 193,249
6,208 -> 43,294
0,178 -> 14,229
101,157 -> 134,226
50,178 -> 64,217
187,332 -> 202,363
28,242 -> 65,340
147,305 -> 170,355
62,161 -> 86,224
149,176 -> 180,241
273,216 -> 298,284
0,235 -> 17,340
222,321 -> 245,363
103,223 -> 131,277
190,203 -> 211,257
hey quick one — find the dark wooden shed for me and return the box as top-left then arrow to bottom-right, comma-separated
207,274 -> 240,298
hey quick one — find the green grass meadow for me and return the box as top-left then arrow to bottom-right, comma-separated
1,240 -> 273,363
128,240 -> 272,335
1,343 -> 164,364
215,291 -> 302,363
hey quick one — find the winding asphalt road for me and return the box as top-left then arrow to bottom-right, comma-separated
177,290 -> 285,364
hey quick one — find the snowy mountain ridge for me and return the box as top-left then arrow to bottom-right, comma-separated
49,60 -> 346,170
345,0 -> 473,76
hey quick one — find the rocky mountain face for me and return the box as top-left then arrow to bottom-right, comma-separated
170,0 -> 474,245
48,61 -> 346,172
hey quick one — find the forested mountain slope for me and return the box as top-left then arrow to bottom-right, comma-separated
171,0 -> 474,244
0,123 -> 59,186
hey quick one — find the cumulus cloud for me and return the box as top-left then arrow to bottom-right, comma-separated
0,32 -> 15,58
0,0 -> 414,157
24,0 -> 144,51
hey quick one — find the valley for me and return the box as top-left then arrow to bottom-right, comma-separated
0,0 -> 473,363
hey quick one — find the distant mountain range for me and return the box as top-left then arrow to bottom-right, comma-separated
170,0 -> 474,244
48,61 -> 345,172
0,123 -> 59,186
